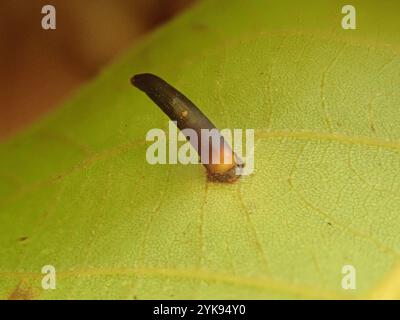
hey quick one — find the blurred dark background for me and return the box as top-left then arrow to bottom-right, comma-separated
0,0 -> 196,140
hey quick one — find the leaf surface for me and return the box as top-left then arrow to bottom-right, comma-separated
1,0 -> 400,299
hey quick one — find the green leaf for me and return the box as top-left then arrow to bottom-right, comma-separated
1,0 -> 400,299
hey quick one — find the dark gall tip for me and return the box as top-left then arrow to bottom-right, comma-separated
130,73 -> 163,92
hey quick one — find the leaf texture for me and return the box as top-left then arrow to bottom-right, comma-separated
1,0 -> 400,299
